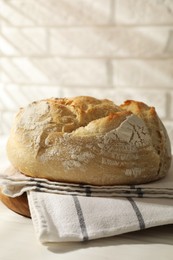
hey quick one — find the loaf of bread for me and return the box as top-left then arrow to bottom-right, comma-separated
7,96 -> 171,185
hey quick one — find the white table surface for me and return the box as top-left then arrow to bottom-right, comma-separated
1,136 -> 173,260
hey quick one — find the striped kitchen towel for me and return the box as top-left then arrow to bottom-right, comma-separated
27,191 -> 173,243
1,164 -> 173,242
1,163 -> 173,199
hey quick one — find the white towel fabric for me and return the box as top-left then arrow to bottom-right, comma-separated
1,164 -> 173,242
27,191 -> 173,243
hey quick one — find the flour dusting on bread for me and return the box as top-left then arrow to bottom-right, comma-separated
7,96 -> 172,185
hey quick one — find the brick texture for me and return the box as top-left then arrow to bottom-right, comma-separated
0,58 -> 109,86
112,59 -> 173,88
116,0 -> 173,25
0,111 -> 15,135
0,84 -> 61,111
0,28 -> 47,56
50,27 -> 173,58
0,0 -> 173,148
0,0 -> 112,26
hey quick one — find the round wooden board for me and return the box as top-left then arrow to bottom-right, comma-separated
0,189 -> 31,218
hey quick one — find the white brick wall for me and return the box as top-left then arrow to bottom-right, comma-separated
0,0 -> 173,148
0,58 -> 109,86
0,0 -> 112,26
50,27 -> 173,58
116,0 -> 173,25
112,59 -> 173,88
0,27 -> 48,55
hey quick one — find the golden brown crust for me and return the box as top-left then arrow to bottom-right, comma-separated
120,100 -> 171,179
6,96 -> 172,185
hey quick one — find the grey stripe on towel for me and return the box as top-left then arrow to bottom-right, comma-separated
127,197 -> 145,230
72,195 -> 89,241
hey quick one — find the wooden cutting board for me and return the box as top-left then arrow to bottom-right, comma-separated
0,189 -> 31,218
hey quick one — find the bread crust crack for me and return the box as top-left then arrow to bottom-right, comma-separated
6,96 -> 172,185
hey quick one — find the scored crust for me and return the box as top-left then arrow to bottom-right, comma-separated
6,96 -> 172,185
